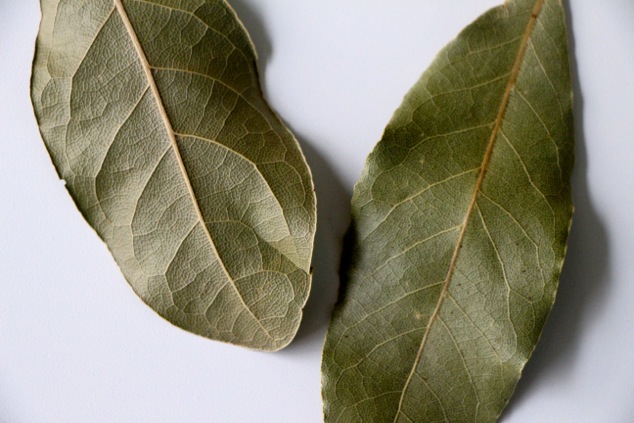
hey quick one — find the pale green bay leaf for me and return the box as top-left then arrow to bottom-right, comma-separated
31,0 -> 316,351
322,0 -> 573,420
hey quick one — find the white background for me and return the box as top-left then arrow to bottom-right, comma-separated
2,1 -> 633,422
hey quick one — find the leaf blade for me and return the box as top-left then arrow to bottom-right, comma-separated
32,0 -> 316,351
322,0 -> 573,420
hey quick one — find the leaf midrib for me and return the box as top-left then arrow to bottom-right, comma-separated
113,0 -> 275,341
392,0 -> 546,419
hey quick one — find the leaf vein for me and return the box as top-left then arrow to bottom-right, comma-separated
113,0 -> 274,341
127,0 -> 251,64
391,2 -> 546,419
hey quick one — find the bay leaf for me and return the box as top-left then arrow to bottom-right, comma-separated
31,0 -> 316,351
322,0 -> 573,420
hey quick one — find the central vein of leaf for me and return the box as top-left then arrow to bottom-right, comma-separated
113,0 -> 274,340
393,0 -> 546,419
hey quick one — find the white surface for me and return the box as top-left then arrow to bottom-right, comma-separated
1,1 -> 633,422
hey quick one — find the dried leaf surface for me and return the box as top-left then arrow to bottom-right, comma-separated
322,0 -> 573,420
31,0 -> 316,351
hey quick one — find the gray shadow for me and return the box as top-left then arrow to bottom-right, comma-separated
229,1 -> 352,349
289,137 -> 351,347
501,2 -> 611,419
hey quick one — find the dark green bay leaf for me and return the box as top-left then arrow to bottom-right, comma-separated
322,0 -> 573,420
31,0 -> 316,351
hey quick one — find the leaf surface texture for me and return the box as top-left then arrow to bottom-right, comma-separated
31,0 -> 316,351
322,0 -> 573,420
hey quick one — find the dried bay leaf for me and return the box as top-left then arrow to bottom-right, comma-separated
322,0 -> 573,420
31,0 -> 316,351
